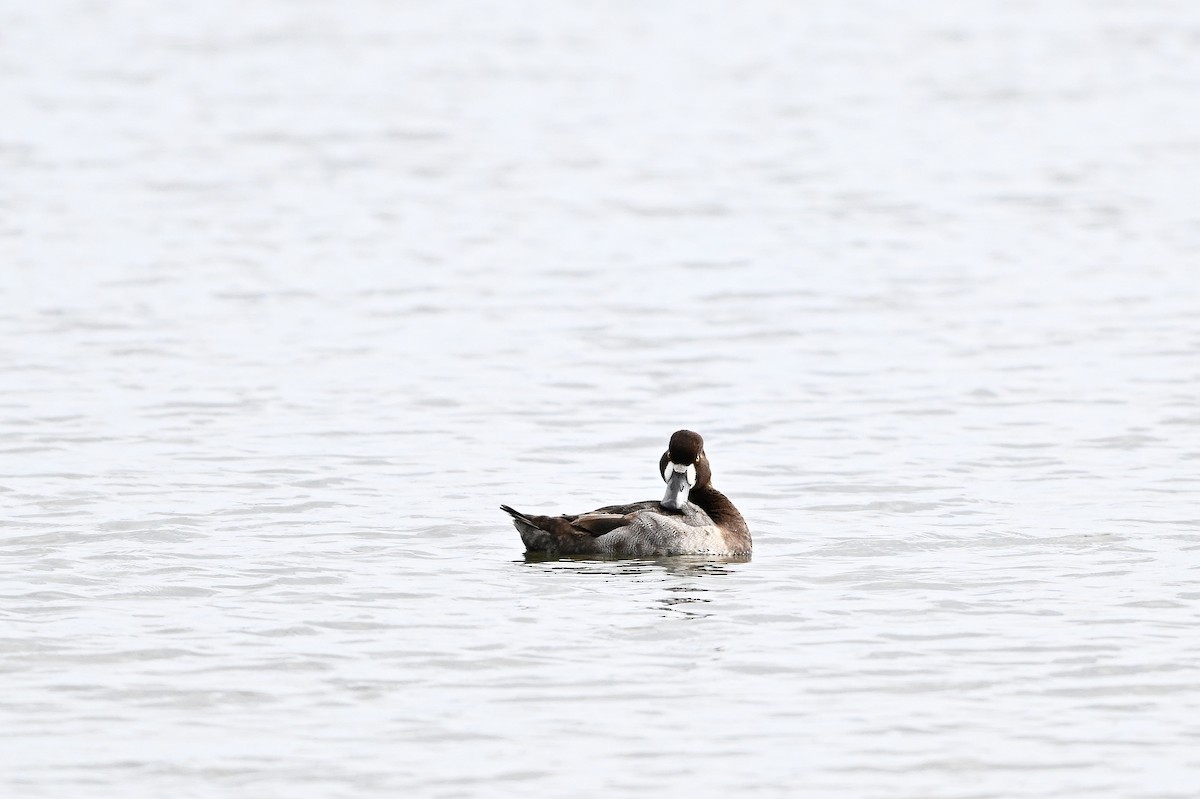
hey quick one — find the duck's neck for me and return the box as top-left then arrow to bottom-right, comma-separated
690,484 -> 748,535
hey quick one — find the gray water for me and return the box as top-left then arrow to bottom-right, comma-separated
3,2 -> 1200,797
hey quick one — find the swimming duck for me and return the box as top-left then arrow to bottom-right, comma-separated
501,430 -> 751,557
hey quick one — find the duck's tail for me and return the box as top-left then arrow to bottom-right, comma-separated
500,505 -> 597,555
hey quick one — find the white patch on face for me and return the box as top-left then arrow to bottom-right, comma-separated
664,461 -> 697,487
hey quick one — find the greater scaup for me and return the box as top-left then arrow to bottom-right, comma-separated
501,430 -> 751,557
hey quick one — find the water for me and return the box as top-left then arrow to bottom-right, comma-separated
3,1 -> 1200,796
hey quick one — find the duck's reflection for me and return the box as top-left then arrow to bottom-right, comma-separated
658,584 -> 713,619
519,552 -> 750,574
516,553 -> 750,618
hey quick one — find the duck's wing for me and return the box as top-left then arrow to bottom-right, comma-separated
567,500 -> 679,536
587,500 -> 667,516
568,512 -> 630,536
501,501 -> 666,554
501,504 -> 612,554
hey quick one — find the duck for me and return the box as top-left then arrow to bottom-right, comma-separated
501,430 -> 751,557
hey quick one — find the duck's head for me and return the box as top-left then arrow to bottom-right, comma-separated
658,429 -> 711,510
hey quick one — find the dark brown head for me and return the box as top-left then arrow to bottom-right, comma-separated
658,429 -> 712,509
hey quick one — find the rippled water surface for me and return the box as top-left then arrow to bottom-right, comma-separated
4,1 -> 1200,797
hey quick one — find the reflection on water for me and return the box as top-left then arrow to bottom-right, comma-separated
658,587 -> 715,620
521,554 -> 743,619
4,0 -> 1200,797
521,554 -> 751,572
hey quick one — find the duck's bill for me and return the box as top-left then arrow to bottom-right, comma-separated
661,471 -> 691,510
